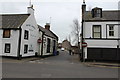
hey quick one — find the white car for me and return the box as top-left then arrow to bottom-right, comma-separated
61,48 -> 65,51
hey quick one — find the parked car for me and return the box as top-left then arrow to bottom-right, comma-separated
61,48 -> 65,51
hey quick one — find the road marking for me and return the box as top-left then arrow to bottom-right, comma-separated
70,62 -> 74,64
38,62 -> 43,64
29,61 -> 36,63
41,74 -> 52,78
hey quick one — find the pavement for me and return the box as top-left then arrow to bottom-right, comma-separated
0,57 -> 41,63
83,62 -> 120,68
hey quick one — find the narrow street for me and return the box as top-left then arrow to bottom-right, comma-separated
2,50 -> 118,78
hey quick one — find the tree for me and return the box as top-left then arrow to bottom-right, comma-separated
71,19 -> 81,46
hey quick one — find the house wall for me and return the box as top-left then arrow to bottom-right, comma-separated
20,14 -> 39,57
84,22 -> 119,38
38,31 -> 43,56
43,36 -> 52,56
62,40 -> 71,50
84,21 -> 119,60
118,24 -> 120,38
86,40 -> 118,48
2,30 -> 19,57
84,40 -> 118,59
41,35 -> 57,56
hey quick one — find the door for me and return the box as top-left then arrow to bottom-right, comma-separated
87,48 -> 118,60
53,40 -> 56,54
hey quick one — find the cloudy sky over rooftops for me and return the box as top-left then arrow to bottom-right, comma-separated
0,0 -> 119,43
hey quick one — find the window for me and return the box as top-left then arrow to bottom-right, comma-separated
46,38 -> 51,53
3,30 -> 11,38
4,43 -> 11,53
24,45 -> 28,54
24,30 -> 29,40
93,25 -> 101,38
92,8 -> 102,18
109,25 -> 114,36
95,9 -> 101,17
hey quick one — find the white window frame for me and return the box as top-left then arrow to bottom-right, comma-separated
109,25 -> 114,37
93,25 -> 101,38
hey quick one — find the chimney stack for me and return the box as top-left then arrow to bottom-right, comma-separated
27,0 -> 34,15
82,0 -> 86,20
45,23 -> 50,30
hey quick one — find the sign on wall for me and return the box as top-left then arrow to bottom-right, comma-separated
38,38 -> 42,43
82,42 -> 87,47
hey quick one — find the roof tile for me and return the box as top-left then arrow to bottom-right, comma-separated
0,14 -> 30,29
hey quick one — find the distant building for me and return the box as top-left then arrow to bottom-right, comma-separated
71,46 -> 79,54
62,40 -> 71,50
58,43 -> 62,49
81,1 -> 120,61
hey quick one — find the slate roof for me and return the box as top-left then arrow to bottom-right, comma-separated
84,10 -> 120,21
0,14 -> 30,29
38,25 -> 58,40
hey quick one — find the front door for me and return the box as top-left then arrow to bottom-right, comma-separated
53,40 -> 56,54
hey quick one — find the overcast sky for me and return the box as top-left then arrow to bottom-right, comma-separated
0,0 -> 119,43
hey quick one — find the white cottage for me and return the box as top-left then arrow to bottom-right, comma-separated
0,5 -> 39,59
38,24 -> 58,57
81,2 -> 120,61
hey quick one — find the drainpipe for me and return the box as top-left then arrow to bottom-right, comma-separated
117,39 -> 120,61
41,31 -> 45,57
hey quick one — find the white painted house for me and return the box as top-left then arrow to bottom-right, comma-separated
0,5 -> 39,59
38,24 -> 58,57
81,2 -> 120,61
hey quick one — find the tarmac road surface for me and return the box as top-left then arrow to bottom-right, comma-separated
2,50 -> 119,78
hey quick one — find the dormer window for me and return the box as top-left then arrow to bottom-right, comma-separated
92,7 -> 102,18
96,9 -> 101,17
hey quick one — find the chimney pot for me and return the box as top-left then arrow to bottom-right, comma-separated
45,23 -> 50,30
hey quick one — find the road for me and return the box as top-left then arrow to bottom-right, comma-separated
2,50 -> 119,78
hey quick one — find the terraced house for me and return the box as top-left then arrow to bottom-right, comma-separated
38,24 -> 58,57
81,1 -> 120,61
0,4 -> 58,59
